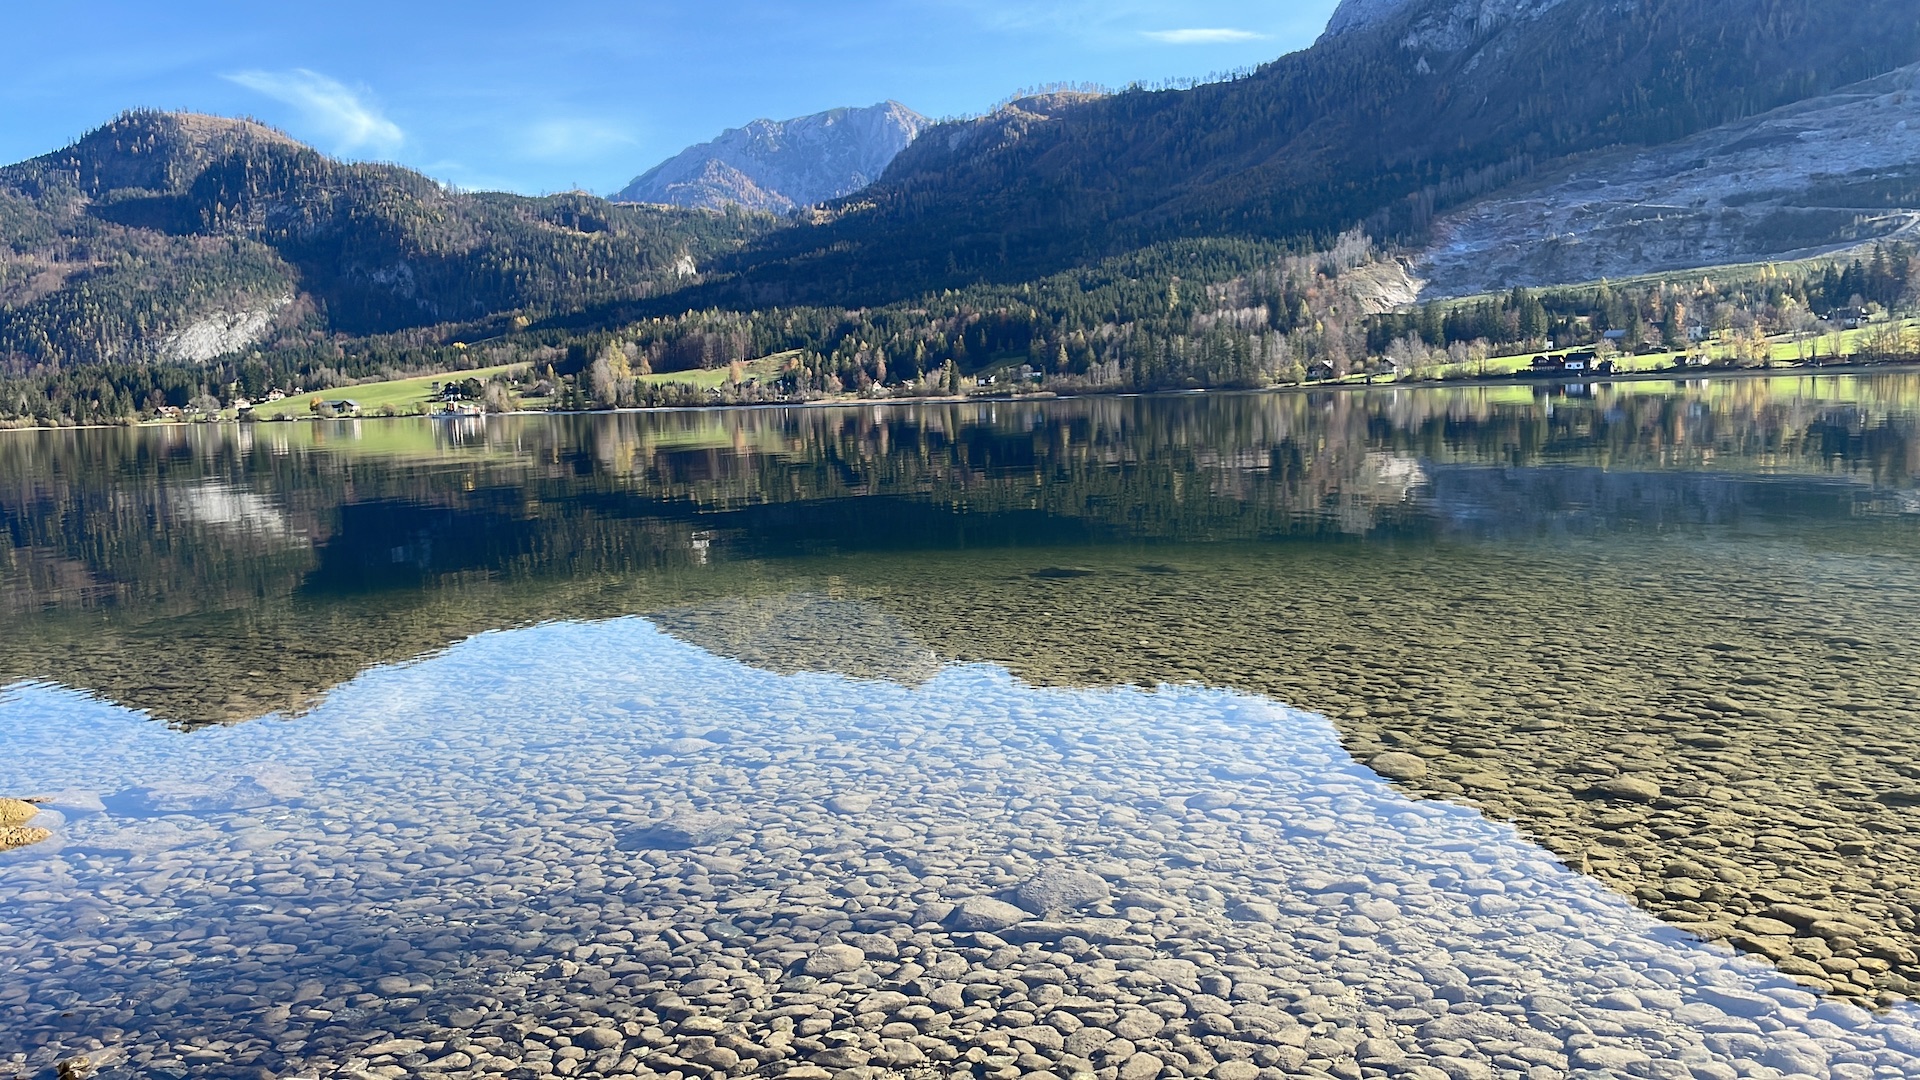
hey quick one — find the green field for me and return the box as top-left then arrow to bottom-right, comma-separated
1392,317 -> 1920,384
634,352 -> 795,392
206,321 -> 1920,419
237,353 -> 799,421
245,363 -> 530,419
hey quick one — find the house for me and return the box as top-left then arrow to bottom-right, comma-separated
264,389 -> 286,403
1827,307 -> 1871,330
1530,351 -> 1600,374
1601,329 -> 1630,345
1307,361 -> 1337,381
328,400 -> 362,417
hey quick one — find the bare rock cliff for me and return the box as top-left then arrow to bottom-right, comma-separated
614,101 -> 928,213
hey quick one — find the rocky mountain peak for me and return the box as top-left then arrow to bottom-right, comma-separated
614,101 -> 929,213
1321,0 -> 1582,51
1321,0 -> 1417,40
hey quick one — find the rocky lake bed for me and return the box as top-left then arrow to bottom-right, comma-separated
845,533 -> 1920,1015
6,618 -> 1920,1080
10,382 -> 1920,1080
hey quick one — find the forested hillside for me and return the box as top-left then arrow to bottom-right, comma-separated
5,0 -> 1920,424
692,0 -> 1920,307
0,112 -> 773,373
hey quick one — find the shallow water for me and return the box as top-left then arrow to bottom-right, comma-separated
6,623 -> 1920,1080
8,377 -> 1920,1078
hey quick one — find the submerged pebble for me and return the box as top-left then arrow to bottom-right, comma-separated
861,539 -> 1920,1004
2,619 -> 1919,1080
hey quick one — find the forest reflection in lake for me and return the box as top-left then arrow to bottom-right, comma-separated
7,375 -> 1920,1077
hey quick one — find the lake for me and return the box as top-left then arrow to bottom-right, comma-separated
6,376 -> 1920,1080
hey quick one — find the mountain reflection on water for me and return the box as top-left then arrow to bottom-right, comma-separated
4,622 -> 1920,1080
1,377 -> 1919,723
10,376 -> 1920,1037
7,375 -> 1920,621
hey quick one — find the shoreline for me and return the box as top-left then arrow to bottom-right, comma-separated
9,359 -> 1920,434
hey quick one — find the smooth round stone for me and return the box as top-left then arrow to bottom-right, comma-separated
803,943 -> 866,976
1585,777 -> 1662,802
1014,867 -> 1112,915
946,896 -> 1032,932
1369,754 -> 1429,781
827,794 -> 877,815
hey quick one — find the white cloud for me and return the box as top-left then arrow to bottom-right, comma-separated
1142,28 -> 1269,44
224,69 -> 404,157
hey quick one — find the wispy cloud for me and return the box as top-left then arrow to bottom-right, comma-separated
1142,28 -> 1269,44
517,118 -> 638,162
224,69 -> 404,156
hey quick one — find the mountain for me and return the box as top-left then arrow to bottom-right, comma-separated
1317,0 -> 1414,39
1319,0 -> 1577,44
0,111 -> 774,372
8,0 -> 1920,423
1414,62 -> 1920,298
612,101 -> 928,213
687,0 -> 1920,309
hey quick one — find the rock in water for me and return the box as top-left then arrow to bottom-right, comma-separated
1013,865 -> 1112,914
803,942 -> 866,975
945,895 -> 1031,931
826,793 -> 875,815
1,825 -> 52,852
620,812 -> 746,850
1585,776 -> 1662,803
0,798 -> 49,852
1369,752 -> 1429,781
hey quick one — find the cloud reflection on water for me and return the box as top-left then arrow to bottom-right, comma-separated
1,617 -> 1916,1078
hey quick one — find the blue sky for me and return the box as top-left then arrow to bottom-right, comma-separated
2,1 -> 1342,196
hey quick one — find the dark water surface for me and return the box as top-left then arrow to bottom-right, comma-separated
7,378 -> 1920,1079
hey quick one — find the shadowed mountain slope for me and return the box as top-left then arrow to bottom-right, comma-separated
0,112 -> 775,370
686,0 -> 1920,309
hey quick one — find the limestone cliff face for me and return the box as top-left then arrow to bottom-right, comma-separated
1320,0 -> 1416,39
614,102 -> 928,213
1413,63 -> 1920,298
158,295 -> 293,364
1321,0 -> 1585,52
